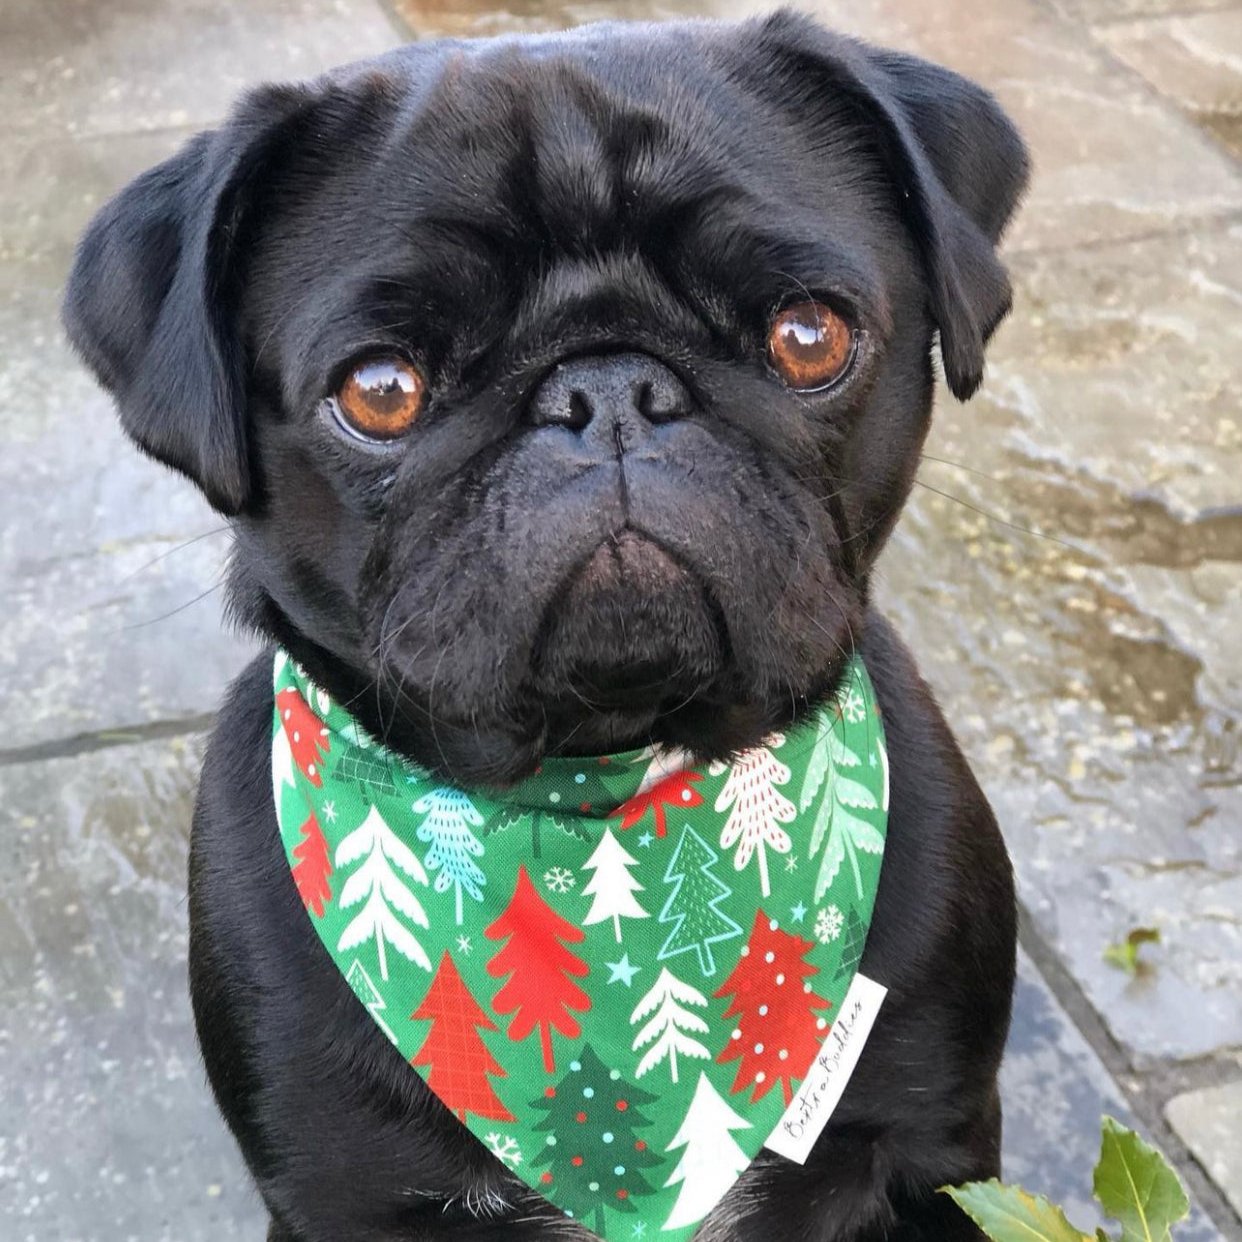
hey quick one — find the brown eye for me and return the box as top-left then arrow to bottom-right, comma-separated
767,301 -> 855,391
335,359 -> 427,440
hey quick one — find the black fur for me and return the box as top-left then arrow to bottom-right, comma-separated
64,11 -> 1028,1239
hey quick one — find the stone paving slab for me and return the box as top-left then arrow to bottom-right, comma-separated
1,736 -> 1219,1239
0,248 -> 252,749
0,0 -> 406,749
1096,9 -> 1242,161
1168,1082 -> 1242,1222
808,0 -> 1242,254
0,737 -> 265,1241
1054,0 -> 1240,24
1004,954 -> 1220,1238
877,221 -> 1242,1065
0,0 -> 399,139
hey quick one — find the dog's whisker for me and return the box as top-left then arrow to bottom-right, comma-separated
118,580 -> 224,630
911,477 -> 1079,552
918,451 -> 1011,485
115,525 -> 232,584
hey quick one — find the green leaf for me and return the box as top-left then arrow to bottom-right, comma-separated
1102,928 -> 1160,976
940,1181 -> 1090,1241
1093,1117 -> 1189,1242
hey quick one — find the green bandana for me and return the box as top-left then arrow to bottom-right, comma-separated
272,650 -> 888,1240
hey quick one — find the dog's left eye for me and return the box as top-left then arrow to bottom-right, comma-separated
767,301 -> 856,392
334,359 -> 427,441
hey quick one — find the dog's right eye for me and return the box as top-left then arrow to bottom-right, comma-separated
767,301 -> 856,392
333,359 -> 427,441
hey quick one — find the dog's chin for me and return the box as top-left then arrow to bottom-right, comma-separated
536,533 -> 723,702
530,531 -> 726,754
350,535 -> 855,787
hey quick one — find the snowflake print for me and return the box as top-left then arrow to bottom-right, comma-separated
840,687 -> 866,724
321,800 -> 338,824
456,934 -> 472,955
543,866 -> 576,894
483,1132 -> 523,1169
815,904 -> 845,944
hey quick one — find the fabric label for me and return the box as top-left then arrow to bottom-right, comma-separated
764,973 -> 887,1164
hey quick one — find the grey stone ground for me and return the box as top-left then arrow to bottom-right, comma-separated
1,0 -> 1239,1237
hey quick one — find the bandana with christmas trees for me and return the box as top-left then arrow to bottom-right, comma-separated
272,649 -> 888,1241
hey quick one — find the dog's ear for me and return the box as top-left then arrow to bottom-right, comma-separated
62,84 -> 315,514
751,13 -> 1030,399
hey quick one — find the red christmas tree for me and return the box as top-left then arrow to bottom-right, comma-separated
276,687 -> 330,787
291,809 -> 332,917
613,770 -> 705,838
411,952 -> 513,1123
714,910 -> 832,1105
485,866 -> 591,1073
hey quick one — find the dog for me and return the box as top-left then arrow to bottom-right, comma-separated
64,10 -> 1028,1240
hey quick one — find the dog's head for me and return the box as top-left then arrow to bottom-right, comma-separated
64,12 -> 1027,784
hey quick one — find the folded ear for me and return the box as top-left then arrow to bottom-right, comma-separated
62,83 -> 315,513
752,12 -> 1030,399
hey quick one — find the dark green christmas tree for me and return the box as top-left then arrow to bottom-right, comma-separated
834,907 -> 867,981
487,756 -> 633,858
528,1044 -> 662,1234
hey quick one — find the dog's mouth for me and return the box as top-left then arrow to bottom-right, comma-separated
531,530 -> 727,713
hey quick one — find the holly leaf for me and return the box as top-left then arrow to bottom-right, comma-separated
1103,928 -> 1160,976
940,1181 -> 1090,1242
1093,1117 -> 1188,1242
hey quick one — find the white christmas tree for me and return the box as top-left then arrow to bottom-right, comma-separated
580,828 -> 649,942
662,1071 -> 753,1231
414,787 -> 486,925
336,804 -> 431,981
713,738 -> 796,898
630,966 -> 711,1084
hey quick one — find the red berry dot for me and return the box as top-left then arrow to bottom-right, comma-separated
599,756 -> 611,765
572,1156 -> 584,1167
540,1172 -> 553,1185
545,1087 -> 556,1098
576,1111 -> 587,1123
580,802 -> 591,812
634,1140 -> 647,1152
615,1099 -> 628,1111
616,1189 -> 629,1200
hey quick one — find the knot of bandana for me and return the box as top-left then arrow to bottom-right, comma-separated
272,649 -> 888,1240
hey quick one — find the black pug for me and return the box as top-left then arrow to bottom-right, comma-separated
64,10 -> 1027,1240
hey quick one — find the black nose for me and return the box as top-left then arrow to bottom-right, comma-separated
527,352 -> 692,431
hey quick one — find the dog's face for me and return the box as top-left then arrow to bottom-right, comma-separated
65,13 -> 1026,784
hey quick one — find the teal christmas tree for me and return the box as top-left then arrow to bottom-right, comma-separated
414,787 -> 486,924
657,825 -> 744,977
528,1044 -> 662,1234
